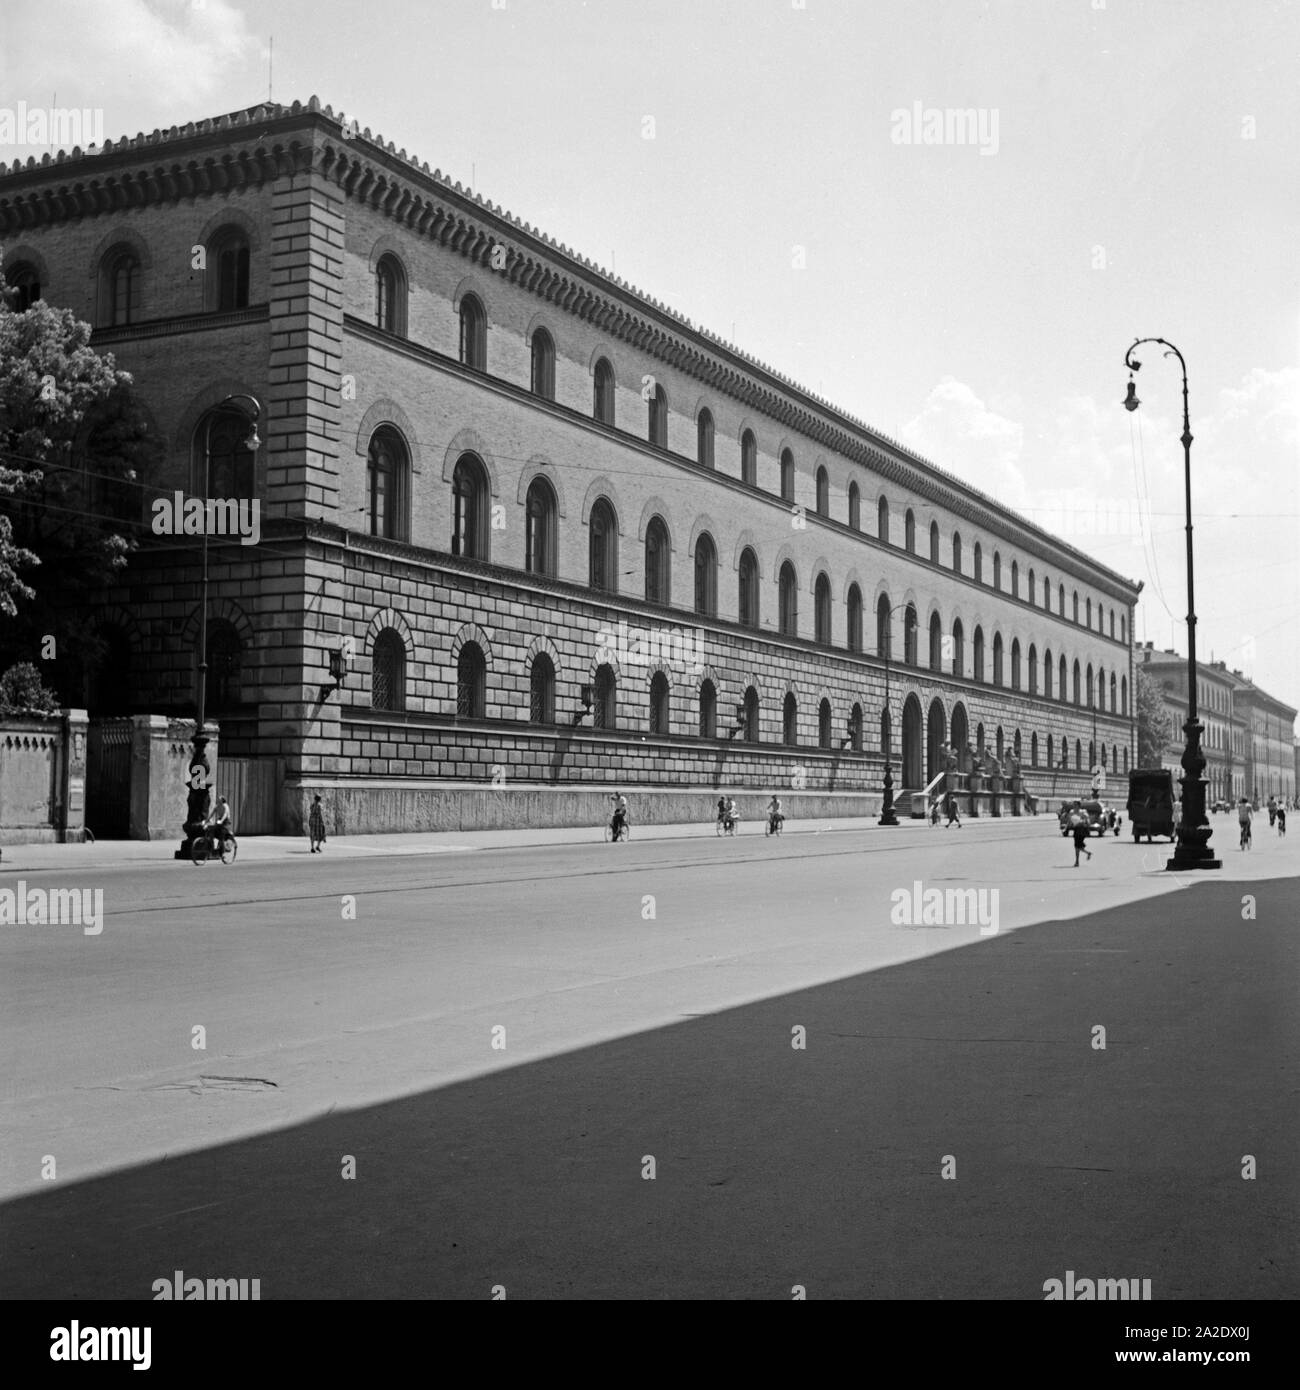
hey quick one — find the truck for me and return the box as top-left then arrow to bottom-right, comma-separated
1126,769 -> 1177,843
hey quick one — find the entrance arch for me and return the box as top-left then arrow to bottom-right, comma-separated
926,698 -> 946,782
951,701 -> 970,773
901,694 -> 923,789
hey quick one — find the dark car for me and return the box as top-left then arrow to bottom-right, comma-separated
1127,769 -> 1177,842
1059,799 -> 1107,836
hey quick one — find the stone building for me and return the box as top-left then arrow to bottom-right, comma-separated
0,98 -> 1141,832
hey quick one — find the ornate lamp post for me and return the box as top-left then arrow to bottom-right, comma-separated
1123,339 -> 1220,870
177,394 -> 261,859
878,601 -> 913,826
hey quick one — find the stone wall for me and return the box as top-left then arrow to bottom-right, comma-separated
0,709 -> 88,845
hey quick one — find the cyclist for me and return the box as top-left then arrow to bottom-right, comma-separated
610,791 -> 628,842
767,793 -> 784,834
206,794 -> 234,853
716,795 -> 729,829
1238,798 -> 1253,850
723,796 -> 739,833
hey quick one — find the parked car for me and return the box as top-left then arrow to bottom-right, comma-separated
1127,769 -> 1177,842
1058,799 -> 1107,836
1211,799 -> 1231,814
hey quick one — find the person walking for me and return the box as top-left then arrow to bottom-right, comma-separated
1070,809 -> 1092,866
944,789 -> 962,828
1267,794 -> 1277,828
308,794 -> 326,853
1276,803 -> 1287,836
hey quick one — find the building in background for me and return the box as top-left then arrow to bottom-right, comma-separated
1,99 -> 1141,832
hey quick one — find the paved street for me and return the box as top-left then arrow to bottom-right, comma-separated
2,814 -> 1296,1299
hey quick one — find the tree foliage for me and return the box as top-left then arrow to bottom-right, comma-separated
0,660 -> 62,714
1135,665 -> 1180,767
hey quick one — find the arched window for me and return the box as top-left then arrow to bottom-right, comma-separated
1073,591 -> 1080,623
1011,560 -> 1019,598
1076,738 -> 1082,769
1011,638 -> 1021,690
876,595 -> 892,659
457,642 -> 487,719
847,584 -> 863,653
1048,734 -> 1055,768
589,498 -> 617,592
459,294 -> 486,370
366,426 -> 407,540
973,626 -> 985,682
997,726 -> 1005,762
974,542 -> 983,584
1044,575 -> 1051,608
1028,643 -> 1038,694
741,685 -> 760,743
206,620 -> 242,714
1059,654 -> 1068,702
1028,568 -> 1035,605
1031,732 -> 1039,767
738,547 -> 760,628
952,532 -> 962,572
1123,746 -> 1129,773
5,261 -> 41,310
1110,672 -> 1117,710
779,561 -> 798,636
530,653 -> 555,725
1086,596 -> 1092,629
1086,663 -> 1095,707
814,573 -> 832,644
530,328 -> 556,400
694,532 -> 717,616
878,496 -> 890,542
783,691 -> 798,747
697,409 -> 715,468
593,663 -> 616,730
741,430 -> 757,486
645,515 -> 671,605
1121,676 -> 1128,715
1121,615 -> 1126,643
848,480 -> 861,530
850,702 -> 864,753
451,453 -> 489,559
993,551 -> 1002,589
649,672 -> 670,735
106,249 -> 139,327
593,357 -> 615,424
1089,738 -> 1096,770
1109,610 -> 1116,639
648,384 -> 668,447
928,613 -> 942,671
905,509 -> 916,553
525,475 -> 557,576
993,631 -> 1004,686
371,629 -> 405,711
780,449 -> 795,502
198,405 -> 257,501
976,723 -> 986,755
1072,660 -> 1082,705
1044,648 -> 1053,698
375,254 -> 406,335
929,521 -> 940,563
819,698 -> 833,750
1059,583 -> 1066,615
904,604 -> 918,666
210,228 -> 250,311
815,466 -> 829,515
699,678 -> 717,738
951,619 -> 964,677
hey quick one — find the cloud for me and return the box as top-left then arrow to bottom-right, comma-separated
900,376 -> 1029,509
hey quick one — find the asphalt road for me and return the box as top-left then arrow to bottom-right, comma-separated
2,817 -> 1296,1299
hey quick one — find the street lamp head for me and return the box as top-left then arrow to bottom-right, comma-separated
244,424 -> 261,452
1123,379 -> 1142,413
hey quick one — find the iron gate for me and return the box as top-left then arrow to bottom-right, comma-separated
86,717 -> 132,838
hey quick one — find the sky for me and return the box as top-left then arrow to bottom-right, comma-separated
3,0 -> 1298,725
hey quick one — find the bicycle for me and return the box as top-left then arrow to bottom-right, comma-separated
715,813 -> 739,837
604,814 -> 630,843
191,826 -> 237,864
1239,822 -> 1252,851
765,813 -> 784,837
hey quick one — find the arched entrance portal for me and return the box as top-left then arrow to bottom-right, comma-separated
951,702 -> 970,773
901,694 -> 923,789
926,698 -> 946,782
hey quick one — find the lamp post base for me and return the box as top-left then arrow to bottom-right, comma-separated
1167,824 -> 1221,871
879,761 -> 899,826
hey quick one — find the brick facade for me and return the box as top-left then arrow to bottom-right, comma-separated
1,98 -> 1141,831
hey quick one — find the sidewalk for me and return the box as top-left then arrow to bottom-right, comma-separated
0,812 -> 1053,872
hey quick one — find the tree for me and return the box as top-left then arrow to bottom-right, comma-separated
0,661 -> 61,715
0,286 -> 161,692
1135,665 -> 1179,768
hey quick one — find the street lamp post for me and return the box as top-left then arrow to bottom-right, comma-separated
177,394 -> 262,859
878,601 -> 913,826
1123,339 -> 1220,870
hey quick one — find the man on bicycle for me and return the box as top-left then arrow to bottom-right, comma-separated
1238,797 -> 1253,849
207,795 -> 234,851
610,791 -> 628,841
767,794 -> 784,833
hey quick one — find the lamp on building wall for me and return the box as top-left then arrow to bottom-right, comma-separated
321,645 -> 351,700
177,391 -> 262,860
1123,338 -> 1219,870
573,683 -> 594,725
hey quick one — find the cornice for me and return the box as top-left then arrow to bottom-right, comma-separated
0,94 -> 1141,601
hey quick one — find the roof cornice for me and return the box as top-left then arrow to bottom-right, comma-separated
0,95 -> 1141,598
